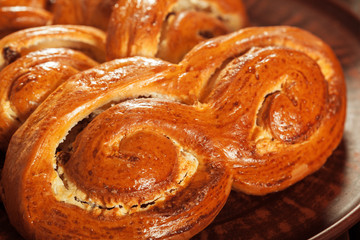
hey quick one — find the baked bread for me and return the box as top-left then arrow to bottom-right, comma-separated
0,48 -> 98,150
0,0 -> 247,153
0,0 -> 52,38
51,0 -> 248,61
51,0 -> 118,31
1,0 -> 248,61
1,26 -> 346,239
0,0 -> 48,8
0,25 -> 106,70
106,0 -> 248,63
0,25 -> 106,151
0,6 -> 52,38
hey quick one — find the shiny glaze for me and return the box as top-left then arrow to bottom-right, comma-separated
51,0 -> 118,31
0,24 -> 106,150
0,25 -> 106,70
0,26 -> 346,239
156,10 -> 229,63
0,6 -> 53,38
0,0 -> 52,38
0,0 -> 47,8
106,0 -> 248,63
0,48 -> 98,150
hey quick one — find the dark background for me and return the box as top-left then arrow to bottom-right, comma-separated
335,1 -> 360,239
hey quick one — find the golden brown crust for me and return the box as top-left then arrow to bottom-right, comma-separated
0,0 -> 52,38
0,25 -> 106,70
181,26 -> 346,194
106,0 -> 248,63
1,26 -> 346,239
51,0 -> 118,31
0,6 -> 53,38
0,48 -> 98,151
2,56 -> 233,239
0,25 -> 105,151
0,0 -> 48,8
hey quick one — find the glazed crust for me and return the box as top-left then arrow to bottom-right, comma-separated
0,25 -> 106,150
0,25 -> 106,70
1,26 -> 346,239
0,0 -> 48,8
106,0 -> 248,63
0,0 -> 52,38
1,0 -> 248,64
0,6 -> 53,38
0,48 -> 98,150
51,0 -> 118,31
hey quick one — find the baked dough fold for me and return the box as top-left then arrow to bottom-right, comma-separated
1,26 -> 346,239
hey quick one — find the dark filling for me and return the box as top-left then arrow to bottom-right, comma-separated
3,47 -> 21,65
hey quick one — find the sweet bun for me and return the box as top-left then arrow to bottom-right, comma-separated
1,26 -> 346,239
0,48 -> 98,150
0,25 -> 106,70
106,0 -> 248,63
0,0 -> 247,154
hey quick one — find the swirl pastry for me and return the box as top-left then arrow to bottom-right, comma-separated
0,48 -> 98,151
1,26 -> 345,239
106,0 -> 248,63
0,25 -> 106,70
0,25 -> 105,151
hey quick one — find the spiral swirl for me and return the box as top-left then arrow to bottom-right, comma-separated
203,46 -> 338,194
1,26 -> 346,239
106,0 -> 248,63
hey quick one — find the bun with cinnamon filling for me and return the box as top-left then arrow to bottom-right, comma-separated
1,26 -> 346,239
0,25 -> 106,150
106,0 -> 248,63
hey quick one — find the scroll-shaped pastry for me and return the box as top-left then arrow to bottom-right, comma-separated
1,26 -> 345,239
0,25 -> 106,70
51,0 -> 118,31
0,48 -> 98,150
106,0 -> 248,63
182,26 -> 346,194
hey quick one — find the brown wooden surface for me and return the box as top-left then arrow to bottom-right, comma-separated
0,0 -> 360,239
